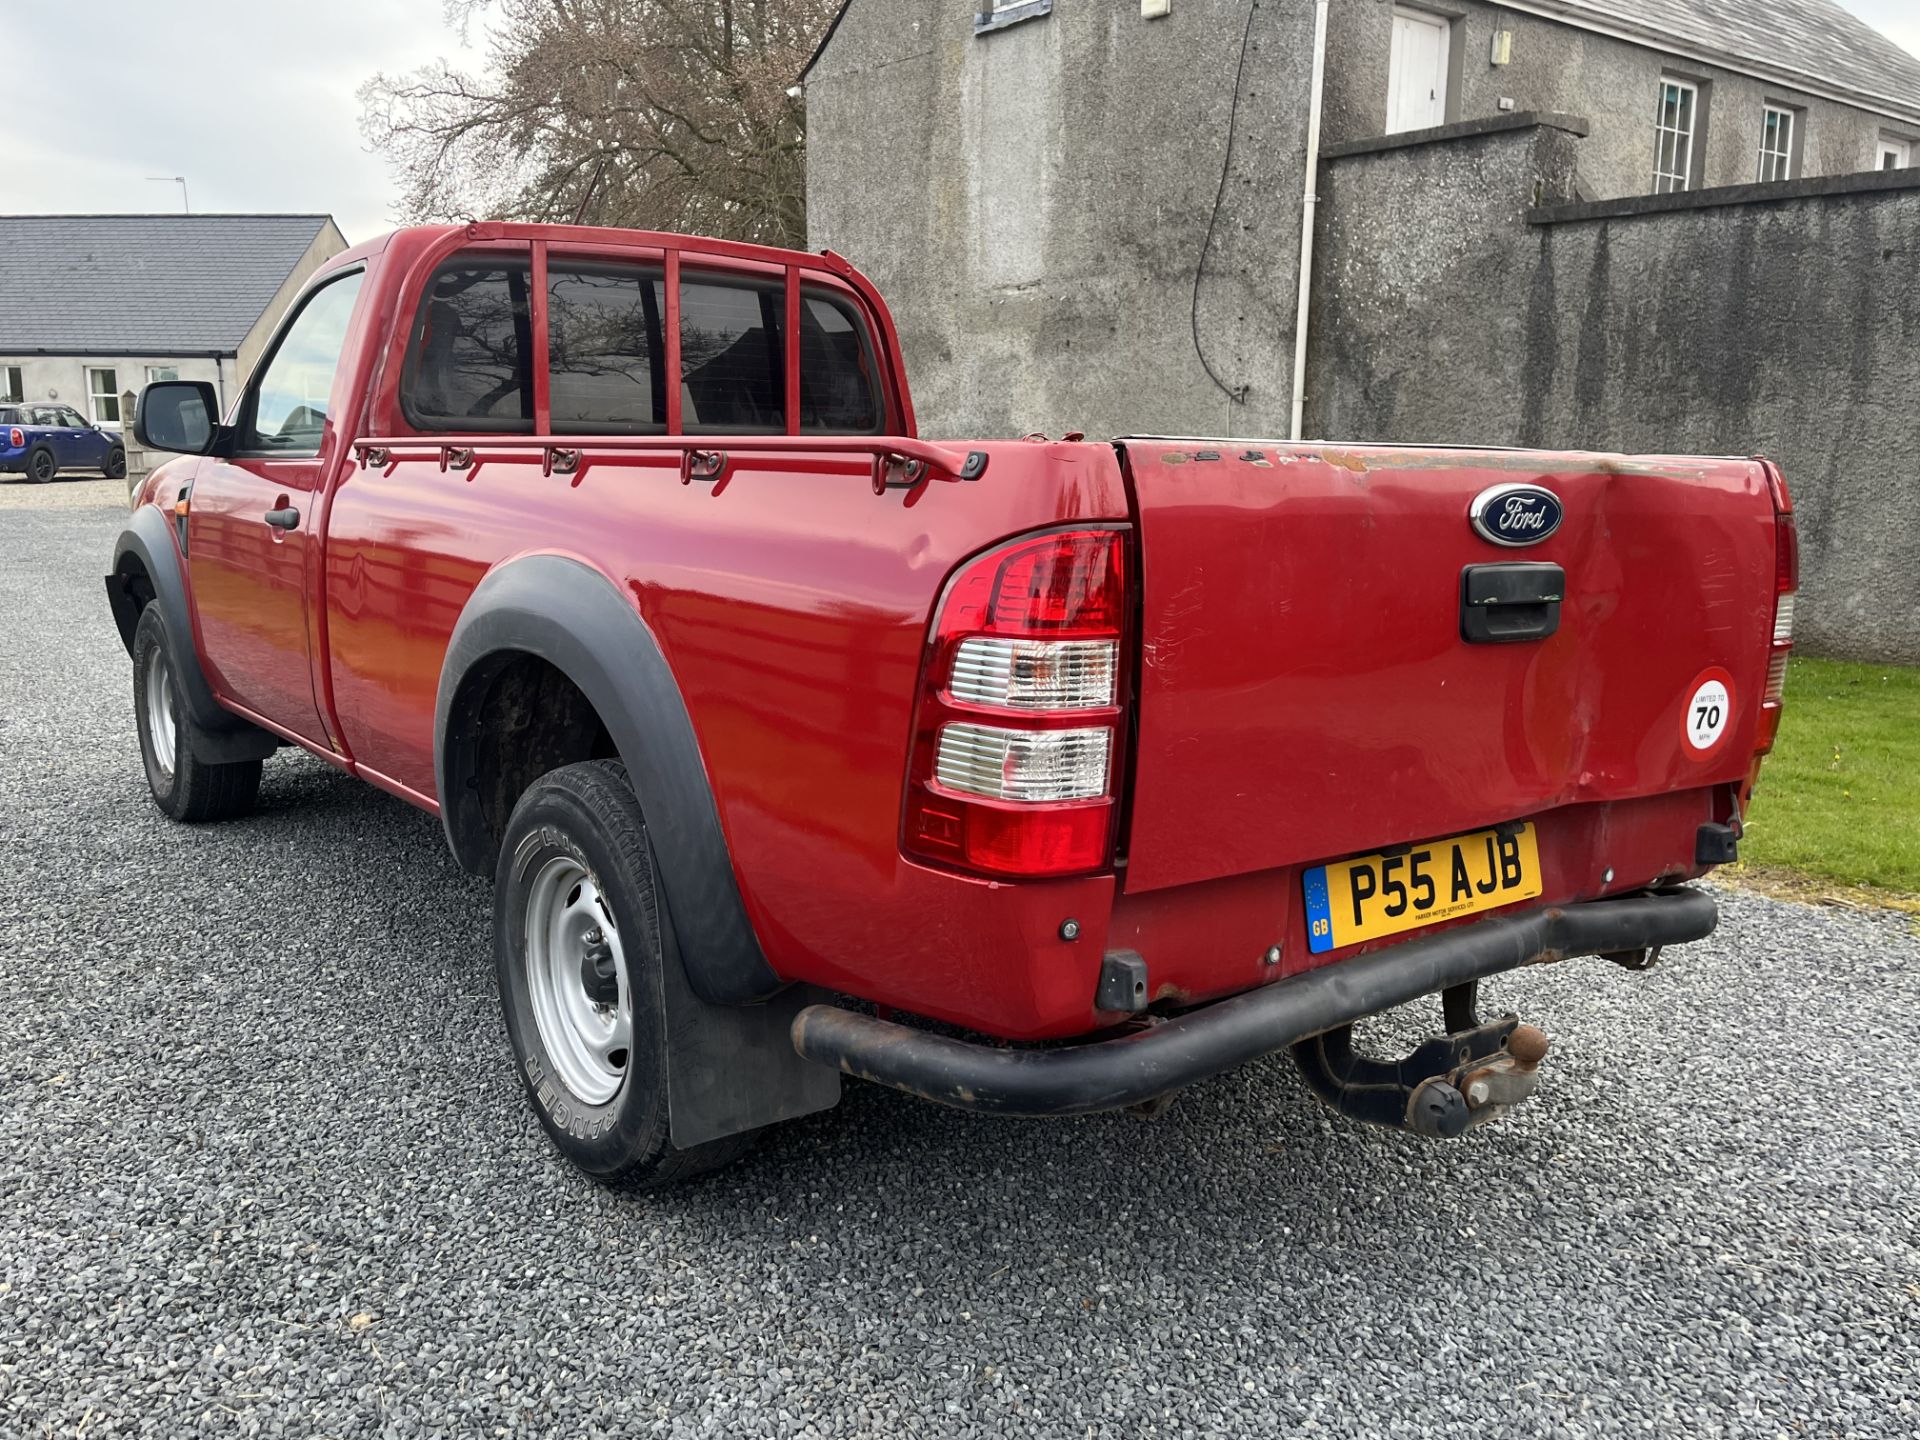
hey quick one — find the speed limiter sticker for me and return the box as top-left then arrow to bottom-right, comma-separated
1684,667 -> 1735,753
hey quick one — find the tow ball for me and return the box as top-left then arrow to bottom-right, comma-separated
1290,983 -> 1550,1139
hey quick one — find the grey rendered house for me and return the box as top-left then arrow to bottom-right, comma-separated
804,0 -> 1920,441
0,213 -> 347,429
1327,0 -> 1920,199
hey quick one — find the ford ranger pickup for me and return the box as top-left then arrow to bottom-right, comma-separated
108,222 -> 1796,1188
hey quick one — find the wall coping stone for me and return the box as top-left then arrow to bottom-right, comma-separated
1531,167 -> 1920,225
1322,112 -> 1592,162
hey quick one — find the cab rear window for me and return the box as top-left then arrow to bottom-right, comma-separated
677,274 -> 882,435
403,257 -> 883,435
402,262 -> 535,432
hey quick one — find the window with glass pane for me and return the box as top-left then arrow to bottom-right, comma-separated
679,276 -> 785,432
1653,79 -> 1698,194
146,365 -> 179,384
404,264 -> 533,430
798,290 -> 882,433
548,263 -> 666,432
246,271 -> 365,453
1881,138 -> 1913,171
88,368 -> 120,424
1758,106 -> 1795,182
2,366 -> 21,403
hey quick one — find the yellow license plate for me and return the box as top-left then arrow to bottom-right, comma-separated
1303,824 -> 1542,954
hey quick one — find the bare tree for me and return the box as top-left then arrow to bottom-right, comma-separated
361,0 -> 837,247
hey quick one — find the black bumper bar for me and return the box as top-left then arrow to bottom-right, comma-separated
790,889 -> 1718,1118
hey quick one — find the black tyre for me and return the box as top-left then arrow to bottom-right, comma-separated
495,760 -> 756,1189
25,446 -> 55,483
103,446 -> 126,480
131,605 -> 262,822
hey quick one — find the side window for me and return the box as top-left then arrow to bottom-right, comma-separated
403,262 -> 534,431
798,290 -> 882,434
244,270 -> 365,454
547,262 -> 666,433
58,406 -> 90,428
679,275 -> 785,433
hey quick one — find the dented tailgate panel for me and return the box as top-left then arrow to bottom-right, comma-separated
1116,440 -> 1778,894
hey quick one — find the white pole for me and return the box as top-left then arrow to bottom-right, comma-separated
1289,0 -> 1331,442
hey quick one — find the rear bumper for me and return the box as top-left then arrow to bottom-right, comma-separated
790,888 -> 1717,1117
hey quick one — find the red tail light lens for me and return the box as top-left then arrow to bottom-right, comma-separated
904,528 -> 1130,879
7,428 -> 22,448
940,530 -> 1127,636
1774,512 -> 1799,596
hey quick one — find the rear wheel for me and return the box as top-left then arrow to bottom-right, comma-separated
131,605 -> 262,822
103,446 -> 126,480
494,760 -> 756,1189
26,446 -> 55,484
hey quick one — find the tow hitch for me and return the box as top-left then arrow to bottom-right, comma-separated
1291,982 -> 1550,1139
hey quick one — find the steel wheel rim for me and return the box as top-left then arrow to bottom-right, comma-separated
523,856 -> 631,1107
145,648 -> 177,778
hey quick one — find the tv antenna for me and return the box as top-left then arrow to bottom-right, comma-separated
146,176 -> 190,213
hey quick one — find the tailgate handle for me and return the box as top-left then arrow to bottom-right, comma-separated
1461,563 -> 1563,645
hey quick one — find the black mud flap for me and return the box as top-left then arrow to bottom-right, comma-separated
658,878 -> 839,1149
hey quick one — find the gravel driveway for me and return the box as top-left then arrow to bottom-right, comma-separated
3,483 -> 1916,1439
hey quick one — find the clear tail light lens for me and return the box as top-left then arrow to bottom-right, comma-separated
904,527 -> 1131,879
935,723 -> 1110,802
1748,466 -> 1798,799
948,637 -> 1117,711
1764,652 -> 1790,706
1771,592 -> 1795,647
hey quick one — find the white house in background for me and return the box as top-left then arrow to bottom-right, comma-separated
0,213 -> 347,428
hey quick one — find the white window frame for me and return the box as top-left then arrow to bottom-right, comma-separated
86,366 -> 121,425
1758,105 -> 1796,183
1653,78 -> 1700,194
974,0 -> 1050,34
145,364 -> 180,384
1,365 -> 21,403
1879,137 -> 1913,171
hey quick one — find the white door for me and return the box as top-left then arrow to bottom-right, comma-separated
1388,9 -> 1449,134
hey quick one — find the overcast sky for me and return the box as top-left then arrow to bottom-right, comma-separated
5,0 -> 1919,245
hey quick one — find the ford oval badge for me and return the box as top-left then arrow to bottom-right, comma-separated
1469,482 -> 1564,547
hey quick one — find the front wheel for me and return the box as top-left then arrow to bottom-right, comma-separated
494,760 -> 755,1189
131,605 -> 262,822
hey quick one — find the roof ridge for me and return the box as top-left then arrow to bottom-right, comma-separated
0,213 -> 334,222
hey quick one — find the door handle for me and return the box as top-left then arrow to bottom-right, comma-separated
264,505 -> 301,530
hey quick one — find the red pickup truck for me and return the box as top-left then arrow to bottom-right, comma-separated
109,222 -> 1795,1188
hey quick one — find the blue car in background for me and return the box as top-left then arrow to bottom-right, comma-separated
0,402 -> 126,483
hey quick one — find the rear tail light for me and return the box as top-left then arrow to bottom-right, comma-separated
904,527 -> 1130,879
7,427 -> 21,448
1751,468 -> 1798,778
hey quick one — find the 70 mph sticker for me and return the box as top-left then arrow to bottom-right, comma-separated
1684,669 -> 1735,752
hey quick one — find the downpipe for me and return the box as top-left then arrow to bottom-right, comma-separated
1289,0 -> 1331,442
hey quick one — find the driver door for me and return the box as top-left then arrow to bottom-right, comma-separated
53,407 -> 99,466
188,267 -> 365,744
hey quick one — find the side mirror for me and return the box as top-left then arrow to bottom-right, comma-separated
134,380 -> 219,455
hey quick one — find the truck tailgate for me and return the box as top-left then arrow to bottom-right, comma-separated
1117,440 -> 1779,893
